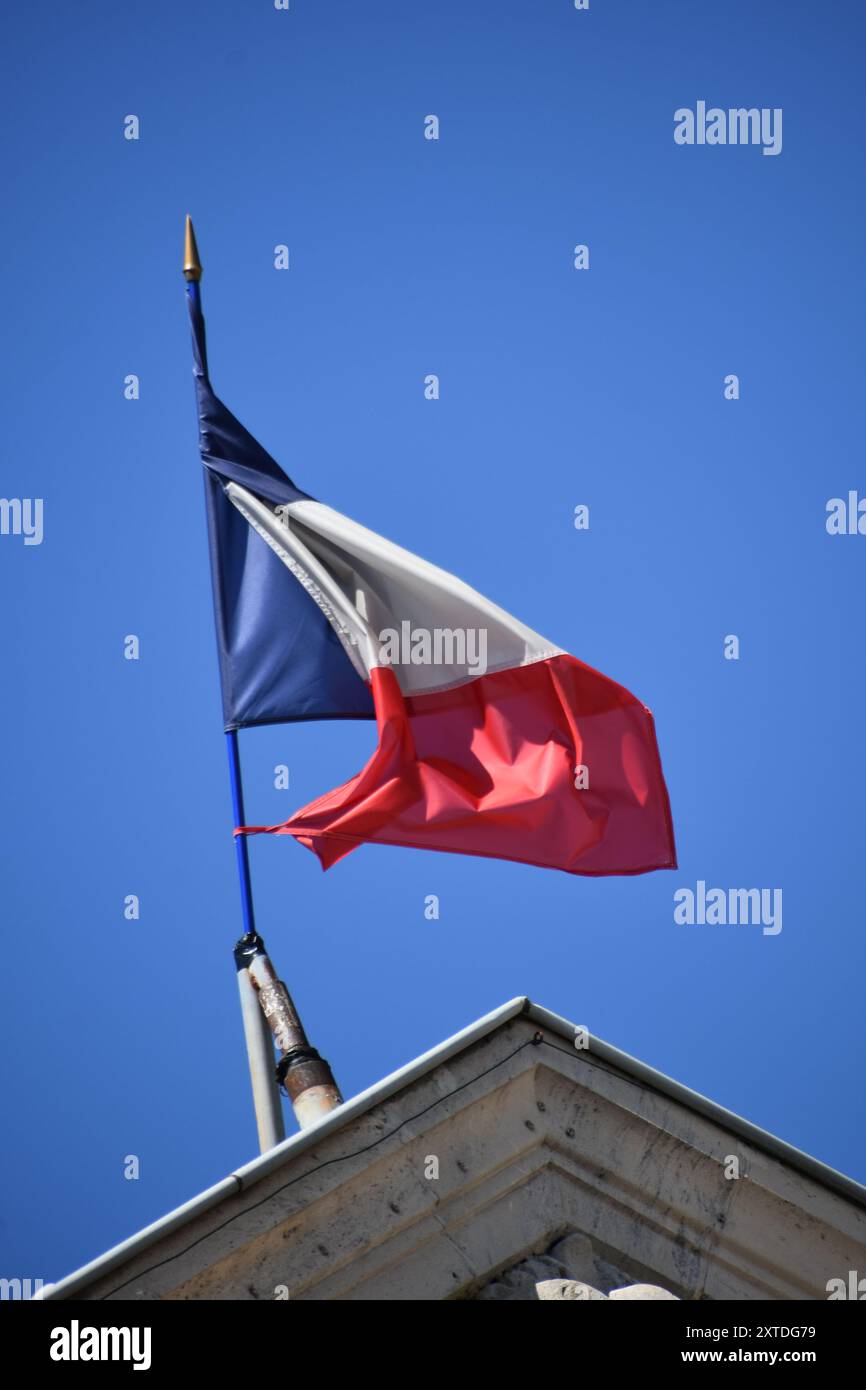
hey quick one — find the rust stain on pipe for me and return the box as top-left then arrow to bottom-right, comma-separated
237,932 -> 343,1128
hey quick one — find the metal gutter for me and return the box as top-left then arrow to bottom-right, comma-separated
525,1002 -> 866,1210
36,996 -> 866,1300
36,997 -> 528,1300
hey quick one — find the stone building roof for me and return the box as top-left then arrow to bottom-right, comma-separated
37,998 -> 866,1301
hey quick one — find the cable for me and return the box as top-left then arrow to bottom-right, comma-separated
99,1033 -> 545,1299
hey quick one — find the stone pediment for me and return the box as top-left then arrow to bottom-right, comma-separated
38,1001 -> 866,1301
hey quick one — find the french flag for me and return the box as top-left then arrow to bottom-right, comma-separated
189,288 -> 676,878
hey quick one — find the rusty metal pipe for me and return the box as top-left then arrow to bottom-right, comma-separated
237,932 -> 342,1130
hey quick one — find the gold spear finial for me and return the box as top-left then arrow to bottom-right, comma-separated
183,214 -> 202,281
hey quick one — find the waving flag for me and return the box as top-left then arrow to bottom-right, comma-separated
188,286 -> 676,877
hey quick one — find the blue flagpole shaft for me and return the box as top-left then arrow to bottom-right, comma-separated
226,730 -> 256,937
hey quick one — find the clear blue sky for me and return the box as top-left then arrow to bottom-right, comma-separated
2,0 -> 864,1285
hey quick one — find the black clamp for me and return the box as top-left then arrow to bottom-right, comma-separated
233,931 -> 267,970
275,1044 -> 326,1094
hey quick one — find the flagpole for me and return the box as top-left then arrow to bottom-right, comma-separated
183,216 -> 342,1147
183,218 -> 284,1152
